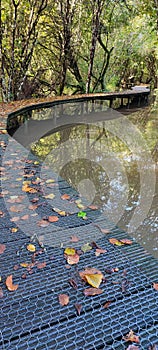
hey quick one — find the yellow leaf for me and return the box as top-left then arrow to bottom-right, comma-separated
20,262 -> 29,268
11,228 -> 18,233
27,244 -> 36,252
45,193 -> 55,200
85,273 -> 103,288
64,247 -> 76,255
46,179 -> 55,183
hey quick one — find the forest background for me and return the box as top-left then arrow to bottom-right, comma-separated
0,0 -> 157,102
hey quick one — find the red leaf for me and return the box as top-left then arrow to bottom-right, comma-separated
83,288 -> 103,296
58,293 -> 69,306
74,303 -> 82,315
0,244 -> 6,254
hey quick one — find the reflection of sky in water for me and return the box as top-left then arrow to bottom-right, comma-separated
13,101 -> 157,258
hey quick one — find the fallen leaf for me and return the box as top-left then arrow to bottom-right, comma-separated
0,244 -> 6,254
48,215 -> 59,222
37,219 -> 50,227
85,274 -> 103,288
28,204 -> 38,210
0,287 -> 3,298
88,205 -> 98,210
27,244 -> 36,252
70,235 -> 79,242
6,275 -> 18,291
61,194 -> 70,200
58,293 -> 69,306
103,301 -> 112,309
148,345 -> 158,350
120,238 -> 133,245
78,211 -> 87,218
109,238 -> 124,246
79,268 -> 104,288
21,214 -> 29,220
83,288 -> 103,296
69,279 -> 78,290
22,185 -> 37,193
13,265 -> 20,270
67,253 -> 80,265
46,179 -> 55,183
44,193 -> 55,200
64,247 -> 76,255
21,273 -> 27,279
123,330 -> 140,343
95,248 -> 107,256
52,207 -> 67,216
153,283 -> 158,291
126,346 -> 139,350
37,261 -> 46,269
10,216 -> 20,222
74,303 -> 82,315
20,262 -> 29,268
10,205 -> 25,213
11,227 -> 18,233
81,243 -> 92,253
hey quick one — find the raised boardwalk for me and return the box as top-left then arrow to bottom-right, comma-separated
0,92 -> 158,350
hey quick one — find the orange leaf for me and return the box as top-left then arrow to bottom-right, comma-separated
48,215 -> 59,222
123,330 -> 140,343
58,294 -> 69,306
6,275 -> 18,291
83,288 -> 103,296
20,262 -> 29,268
109,238 -> 124,246
10,205 -> 25,213
153,283 -> 158,291
61,194 -> 70,200
67,253 -> 80,265
88,205 -> 98,210
0,244 -> 6,254
21,214 -> 29,220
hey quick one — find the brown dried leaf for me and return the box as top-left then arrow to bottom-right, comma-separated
95,248 -> 107,256
0,287 -> 4,298
21,214 -> 29,220
37,219 -> 50,227
103,301 -> 112,309
6,275 -> 18,291
83,287 -> 103,296
123,330 -> 140,343
88,205 -> 98,210
67,253 -> 80,265
79,268 -> 104,288
126,346 -> 139,350
0,244 -> 6,254
58,293 -> 69,306
153,283 -> 158,291
10,205 -> 25,213
69,279 -> 78,290
120,238 -> 133,245
48,215 -> 59,222
37,261 -> 46,269
70,235 -> 79,242
74,303 -> 82,315
109,238 -> 124,246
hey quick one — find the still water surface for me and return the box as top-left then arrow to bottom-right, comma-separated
20,99 -> 157,257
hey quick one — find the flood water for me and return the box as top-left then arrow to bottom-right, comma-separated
9,97 -> 158,258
